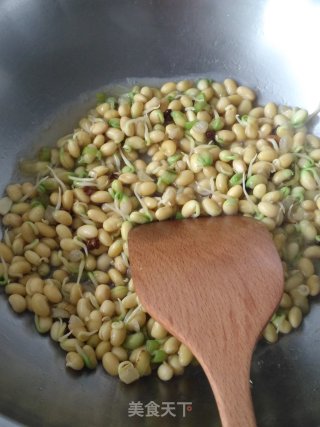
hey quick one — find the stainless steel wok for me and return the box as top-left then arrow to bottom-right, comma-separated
0,1 -> 320,426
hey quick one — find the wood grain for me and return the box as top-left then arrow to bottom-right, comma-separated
129,216 -> 284,427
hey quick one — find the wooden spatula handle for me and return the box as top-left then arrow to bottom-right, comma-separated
202,353 -> 256,427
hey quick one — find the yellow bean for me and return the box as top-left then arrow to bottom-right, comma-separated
297,257 -> 314,277
303,246 -> 320,258
164,337 -> 180,354
108,268 -> 124,285
59,238 -> 78,252
178,344 -> 193,367
168,354 -> 184,375
96,229 -> 111,248
263,323 -> 278,343
66,352 -> 84,370
157,362 -> 174,381
55,224 -> 72,240
38,262 -> 50,277
243,146 -> 256,165
135,350 -> 151,377
8,260 -> 32,278
110,321 -> 126,346
251,161 -> 272,177
87,209 -> 108,223
216,173 -> 228,193
279,293 -> 292,309
258,201 -> 279,218
36,222 -> 56,238
307,275 -> 320,296
175,170 -> 195,186
238,99 -> 253,115
104,109 -> 119,120
232,123 -> 246,141
181,200 -> 200,218
86,333 -> 101,348
81,345 -> 98,369
258,149 -> 277,162
95,253 -> 111,272
2,213 -> 22,228
237,85 -> 256,101
99,300 -> 115,317
102,352 -> 119,376
24,250 -> 42,266
215,161 -> 233,177
6,184 -> 23,202
90,191 -> 111,204
103,217 -> 122,233
69,283 -> 83,306
300,220 -> 317,241
137,182 -> 157,196
35,315 -> 53,334
31,293 -> 51,317
73,188 -> 90,203
0,242 -> 13,263
41,238 -> 58,250
232,159 -> 247,173
106,128 -> 125,144
253,183 -> 267,199
149,130 -> 165,144
227,185 -> 242,199
155,206 -> 174,221
111,347 -> 128,362
100,141 -> 118,156
5,283 -> 26,296
211,82 -> 227,97
77,225 -> 98,240
8,294 -> 27,313
216,130 -> 236,144
278,319 -> 292,334
261,191 -> 282,203
60,338 -> 81,352
300,170 -> 316,190
285,271 -> 304,292
26,277 -> 44,295
239,200 -> 256,214
290,290 -> 309,314
288,306 -> 303,328
52,210 -> 73,226
95,341 -> 111,360
21,182 -> 36,198
151,321 -> 167,339
224,78 -> 238,95
264,102 -> 277,118
43,282 -> 63,303
97,319 -> 111,341
85,254 -> 97,271
245,123 -> 259,139
28,205 -> 45,222
216,96 -> 231,114
77,297 -> 94,320
20,222 -> 37,243
223,198 -> 239,215
34,242 -> 51,259
122,293 -> 138,309
91,121 -> 108,135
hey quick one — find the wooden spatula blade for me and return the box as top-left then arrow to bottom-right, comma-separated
129,216 -> 284,427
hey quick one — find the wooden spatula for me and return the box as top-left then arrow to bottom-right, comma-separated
128,216 -> 284,427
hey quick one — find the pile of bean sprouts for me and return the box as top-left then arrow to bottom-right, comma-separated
0,78 -> 319,383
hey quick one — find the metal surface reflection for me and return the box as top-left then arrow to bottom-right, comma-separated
263,0 -> 320,110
